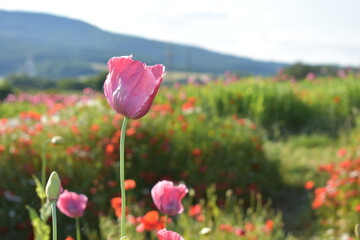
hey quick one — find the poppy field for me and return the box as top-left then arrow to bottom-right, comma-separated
1,71 -> 360,240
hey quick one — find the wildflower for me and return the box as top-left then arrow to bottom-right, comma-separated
107,180 -> 117,188
157,229 -> 184,240
126,128 -> 136,136
192,148 -> 202,157
124,179 -> 136,190
103,55 -> 165,119
189,204 -> 202,217
312,187 -> 326,209
306,72 -> 316,81
219,223 -> 233,232
340,159 -> 351,169
105,144 -> 115,155
234,227 -> 246,236
189,204 -> 205,222
111,197 -> 123,218
337,148 -> 347,158
57,190 -> 88,218
90,124 -> 99,132
245,222 -> 255,232
355,205 -> 360,213
151,180 -> 188,216
304,181 -> 314,190
265,220 -> 274,232
136,211 -> 165,232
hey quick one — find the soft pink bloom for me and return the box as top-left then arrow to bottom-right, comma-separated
151,180 -> 188,216
103,55 -> 165,119
338,69 -> 347,78
157,229 -> 184,240
57,190 -> 88,218
337,148 -> 347,158
306,72 -> 316,81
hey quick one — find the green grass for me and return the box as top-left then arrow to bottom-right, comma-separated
262,115 -> 360,238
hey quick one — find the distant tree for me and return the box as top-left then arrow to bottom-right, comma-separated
0,80 -> 13,100
5,74 -> 55,89
56,78 -> 87,90
283,62 -> 314,79
84,71 -> 108,91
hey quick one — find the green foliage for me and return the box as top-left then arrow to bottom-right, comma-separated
0,79 -> 13,100
172,77 -> 360,137
33,175 -> 46,201
56,77 -> 87,90
283,62 -> 358,80
26,206 -> 51,240
308,152 -> 360,238
99,188 -> 287,240
5,74 -> 55,89
283,62 -> 314,79
1,75 -> 360,239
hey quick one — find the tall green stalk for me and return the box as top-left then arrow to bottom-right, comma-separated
76,218 -> 81,240
41,139 -> 50,205
119,117 -> 129,237
51,202 -> 57,240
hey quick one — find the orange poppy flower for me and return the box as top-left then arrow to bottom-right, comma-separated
124,179 -> 136,190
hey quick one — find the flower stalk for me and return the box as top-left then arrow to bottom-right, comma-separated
120,117 -> 129,237
76,218 -> 81,240
41,139 -> 51,203
51,202 -> 58,240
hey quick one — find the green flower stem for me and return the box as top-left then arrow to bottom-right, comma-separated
51,202 -> 58,240
41,139 -> 50,205
120,117 -> 129,237
76,218 -> 81,240
164,215 -> 168,229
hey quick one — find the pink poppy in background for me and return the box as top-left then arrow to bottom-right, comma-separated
306,72 -> 316,81
103,55 -> 165,119
57,190 -> 88,218
157,229 -> 184,240
336,148 -> 347,158
151,180 -> 188,216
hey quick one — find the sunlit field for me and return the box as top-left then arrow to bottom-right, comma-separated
1,73 -> 360,240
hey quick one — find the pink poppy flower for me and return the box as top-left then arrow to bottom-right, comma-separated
157,229 -> 184,240
57,190 -> 88,218
103,55 -> 165,119
306,72 -> 316,81
151,180 -> 188,216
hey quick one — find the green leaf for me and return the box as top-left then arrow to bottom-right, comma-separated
40,201 -> 52,222
33,175 -> 46,201
26,206 -> 50,240
355,224 -> 360,240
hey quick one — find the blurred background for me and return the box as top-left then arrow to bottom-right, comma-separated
0,0 -> 359,81
1,1 -> 360,240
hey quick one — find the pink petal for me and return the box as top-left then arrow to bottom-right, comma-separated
104,56 -> 164,119
157,229 -> 184,240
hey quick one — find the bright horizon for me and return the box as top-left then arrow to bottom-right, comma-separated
1,0 -> 360,66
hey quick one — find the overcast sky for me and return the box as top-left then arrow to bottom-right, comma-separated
1,0 -> 359,66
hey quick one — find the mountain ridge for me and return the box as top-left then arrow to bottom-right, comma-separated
0,10 -> 287,79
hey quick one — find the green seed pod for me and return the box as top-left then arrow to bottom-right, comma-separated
45,171 -> 62,203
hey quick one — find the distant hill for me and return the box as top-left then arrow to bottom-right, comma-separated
0,10 -> 287,79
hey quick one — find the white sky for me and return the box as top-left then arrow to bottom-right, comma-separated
1,0 -> 360,66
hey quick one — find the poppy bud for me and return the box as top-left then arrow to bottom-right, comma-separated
45,171 -> 62,203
